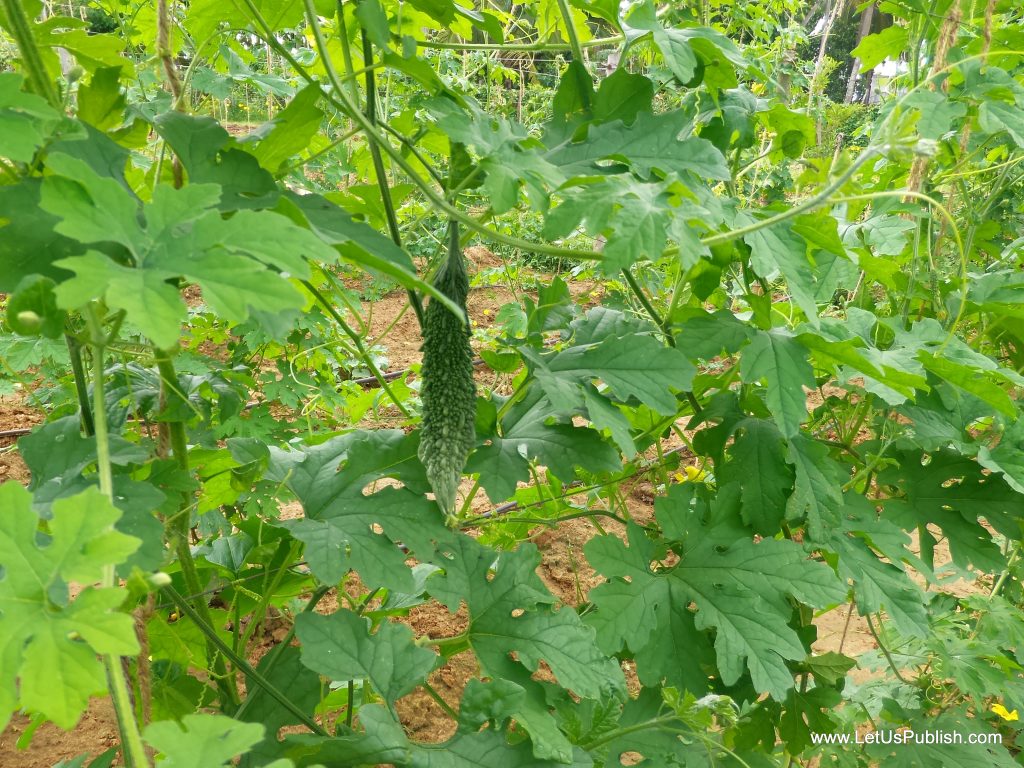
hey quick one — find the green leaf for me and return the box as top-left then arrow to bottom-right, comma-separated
282,190 -> 414,273
805,652 -> 857,685
585,523 -> 714,695
0,179 -> 79,291
593,68 -> 653,125
904,90 -> 967,140
978,418 -> 1024,494
54,251 -> 186,349
787,434 -> 844,539
457,678 -> 526,731
430,539 -> 625,702
267,430 -> 450,591
673,309 -> 753,359
744,220 -> 819,321
279,704 -> 410,765
589,486 -> 845,699
652,26 -> 699,84
919,354 -> 1017,417
553,60 -> 594,124
881,450 -> 1022,572
719,418 -> 793,536
978,99 -> 1024,147
296,609 -> 437,704
826,497 -> 928,637
0,484 -> 140,730
549,111 -> 730,180
526,326 -> 695,414
354,0 -> 391,48
251,85 -> 325,173
144,714 -> 265,768
865,708 -> 1016,768
545,177 -> 698,272
429,98 -> 563,213
467,389 -> 621,503
410,728 -> 594,767
780,684 -> 842,754
77,66 -> 126,131
0,73 -> 62,162
762,104 -> 815,158
852,26 -> 908,72
740,329 -> 815,438
40,153 -> 144,257
154,112 -> 278,211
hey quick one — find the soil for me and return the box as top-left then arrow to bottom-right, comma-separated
0,397 -> 41,486
0,266 -> 993,767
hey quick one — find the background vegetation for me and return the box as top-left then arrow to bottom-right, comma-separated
1,0 -> 1024,766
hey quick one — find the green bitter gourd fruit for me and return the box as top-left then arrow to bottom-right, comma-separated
418,220 -> 476,523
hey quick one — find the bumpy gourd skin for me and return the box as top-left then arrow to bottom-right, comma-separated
418,223 -> 476,523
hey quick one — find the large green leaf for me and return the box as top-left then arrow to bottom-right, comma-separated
588,486 -> 845,699
826,496 -> 928,637
145,714 -> 265,768
467,389 -> 621,503
740,329 -> 815,438
548,111 -> 730,180
279,704 -> 410,765
0,72 -> 63,162
409,728 -> 594,768
40,155 -> 339,347
881,449 -> 1023,572
524,313 -> 695,414
852,26 -> 908,72
267,430 -> 452,591
0,179 -> 80,291
430,538 -> 625,702
295,609 -> 437,705
864,708 -> 1016,767
238,645 -> 322,766
0,484 -> 140,730
718,418 -> 793,536
786,434 -> 843,539
744,220 -> 819,321
585,522 -> 714,696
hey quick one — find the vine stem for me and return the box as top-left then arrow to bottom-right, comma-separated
232,584 -> 332,722
864,613 -> 912,684
154,348 -> 241,709
0,0 -> 59,104
162,585 -> 328,735
83,306 -> 151,768
580,714 -> 682,751
554,0 -> 585,64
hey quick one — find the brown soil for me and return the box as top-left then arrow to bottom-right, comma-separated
0,397 -> 42,486
1,702 -> 121,768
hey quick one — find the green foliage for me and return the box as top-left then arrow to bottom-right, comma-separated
0,484 -> 139,731
1,0 -> 1024,766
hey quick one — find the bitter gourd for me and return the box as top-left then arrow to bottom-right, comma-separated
418,220 -> 476,523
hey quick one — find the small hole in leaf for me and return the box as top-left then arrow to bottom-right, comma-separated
620,751 -> 643,766
511,608 -> 524,618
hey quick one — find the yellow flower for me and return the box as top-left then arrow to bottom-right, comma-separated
992,704 -> 1019,721
674,465 -> 707,483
